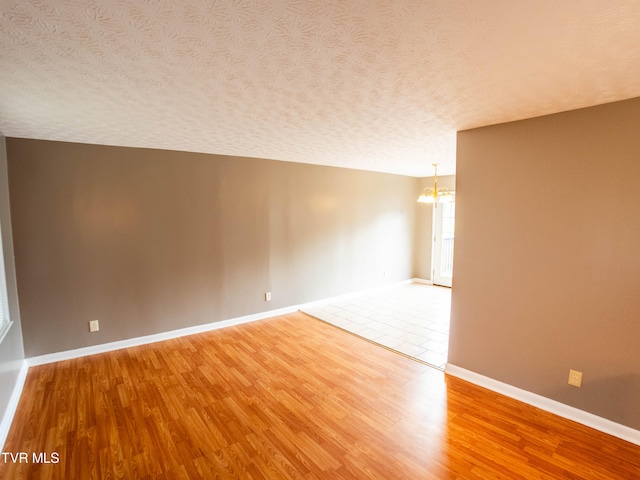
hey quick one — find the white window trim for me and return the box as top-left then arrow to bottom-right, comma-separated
0,320 -> 12,345
0,219 -> 12,344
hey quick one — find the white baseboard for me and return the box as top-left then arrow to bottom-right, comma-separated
411,277 -> 433,285
27,304 -> 301,367
298,279 -> 415,311
28,279 -> 420,367
0,360 -> 29,451
445,363 -> 640,447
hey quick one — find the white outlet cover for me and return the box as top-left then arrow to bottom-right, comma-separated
89,320 -> 100,332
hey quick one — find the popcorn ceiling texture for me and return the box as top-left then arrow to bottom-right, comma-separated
1,0 -> 640,176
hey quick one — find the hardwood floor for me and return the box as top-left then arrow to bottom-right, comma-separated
2,312 -> 639,479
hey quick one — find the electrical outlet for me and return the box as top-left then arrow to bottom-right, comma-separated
568,369 -> 582,388
89,320 -> 100,332
265,292 -> 272,302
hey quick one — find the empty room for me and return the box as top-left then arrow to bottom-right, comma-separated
1,1 -> 640,479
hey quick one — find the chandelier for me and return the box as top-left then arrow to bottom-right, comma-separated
417,163 -> 453,204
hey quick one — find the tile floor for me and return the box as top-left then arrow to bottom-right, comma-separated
301,282 -> 451,369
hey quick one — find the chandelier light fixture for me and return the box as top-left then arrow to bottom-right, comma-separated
417,163 -> 453,204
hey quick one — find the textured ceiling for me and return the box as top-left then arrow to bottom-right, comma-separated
1,1 -> 640,177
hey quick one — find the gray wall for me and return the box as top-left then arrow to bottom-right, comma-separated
0,134 -> 25,431
7,139 -> 418,357
414,174 -> 456,281
450,97 -> 640,429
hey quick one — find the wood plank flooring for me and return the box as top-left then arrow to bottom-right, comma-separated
2,312 -> 639,479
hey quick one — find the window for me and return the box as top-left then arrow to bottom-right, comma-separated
433,201 -> 455,287
0,220 -> 12,344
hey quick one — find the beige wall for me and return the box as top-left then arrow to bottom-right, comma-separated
450,97 -> 640,429
0,134 -> 25,435
414,174 -> 456,281
7,139 -> 418,357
